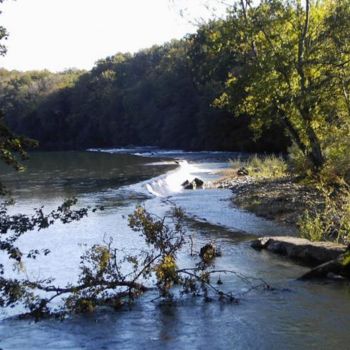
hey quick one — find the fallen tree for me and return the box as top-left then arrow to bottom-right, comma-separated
1,205 -> 272,320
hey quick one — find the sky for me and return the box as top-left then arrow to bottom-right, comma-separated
0,0 -> 228,72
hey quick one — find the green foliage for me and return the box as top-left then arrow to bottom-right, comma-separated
288,144 -> 314,178
320,134 -> 350,185
0,34 -> 288,152
0,0 -> 7,57
0,199 -> 92,273
155,255 -> 179,296
229,154 -> 288,179
214,0 -> 350,177
0,205 -> 271,318
342,252 -> 350,267
0,2 -> 279,318
0,112 -> 37,172
298,187 -> 350,243
2,1 -> 349,179
298,210 -> 325,242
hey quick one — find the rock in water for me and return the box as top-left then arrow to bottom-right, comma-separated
192,178 -> 204,188
237,167 -> 249,176
251,236 -> 350,280
182,178 -> 204,190
182,179 -> 194,189
251,236 -> 346,265
181,180 -> 190,187
184,182 -> 194,190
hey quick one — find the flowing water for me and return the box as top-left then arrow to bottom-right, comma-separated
0,149 -> 349,350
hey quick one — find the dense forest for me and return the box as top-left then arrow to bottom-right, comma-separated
0,21 -> 289,152
0,0 -> 349,174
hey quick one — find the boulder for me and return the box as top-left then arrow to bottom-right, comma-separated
181,180 -> 190,187
251,236 -> 346,265
192,177 -> 204,188
237,167 -> 249,176
182,178 -> 204,190
184,182 -> 194,190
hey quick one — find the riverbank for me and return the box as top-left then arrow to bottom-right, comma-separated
251,236 -> 350,280
212,169 -> 350,279
214,174 -> 322,229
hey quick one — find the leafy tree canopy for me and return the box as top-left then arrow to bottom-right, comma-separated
214,0 -> 350,179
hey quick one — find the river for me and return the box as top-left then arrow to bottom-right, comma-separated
0,149 -> 349,349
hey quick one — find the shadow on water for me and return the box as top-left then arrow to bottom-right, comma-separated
2,278 -> 350,350
0,151 -> 176,200
183,214 -> 256,243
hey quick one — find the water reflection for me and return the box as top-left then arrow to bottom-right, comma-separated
0,151 -> 176,200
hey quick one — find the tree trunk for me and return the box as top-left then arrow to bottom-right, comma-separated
305,124 -> 325,169
280,113 -> 307,155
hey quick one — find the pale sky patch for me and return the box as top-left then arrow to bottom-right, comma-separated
0,0 -> 228,72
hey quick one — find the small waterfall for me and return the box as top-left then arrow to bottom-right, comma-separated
145,160 -> 199,197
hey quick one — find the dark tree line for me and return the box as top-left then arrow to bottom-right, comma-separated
0,24 -> 289,152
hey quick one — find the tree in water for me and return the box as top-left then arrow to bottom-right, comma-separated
1,205 -> 271,319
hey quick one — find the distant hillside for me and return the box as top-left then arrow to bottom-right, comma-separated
0,20 -> 289,152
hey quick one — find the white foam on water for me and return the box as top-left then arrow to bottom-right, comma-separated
145,160 -> 200,197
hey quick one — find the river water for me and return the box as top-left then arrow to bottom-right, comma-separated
0,149 -> 349,349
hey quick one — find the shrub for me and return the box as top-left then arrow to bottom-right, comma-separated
298,187 -> 350,243
1,205 -> 271,319
228,154 -> 288,179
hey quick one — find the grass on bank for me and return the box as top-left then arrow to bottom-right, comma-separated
224,154 -> 350,244
225,154 -> 288,179
298,187 -> 350,243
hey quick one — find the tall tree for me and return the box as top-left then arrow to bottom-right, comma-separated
0,0 -> 7,56
0,0 -> 37,181
215,0 -> 350,171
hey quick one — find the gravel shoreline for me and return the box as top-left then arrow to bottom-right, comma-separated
214,175 -> 322,229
